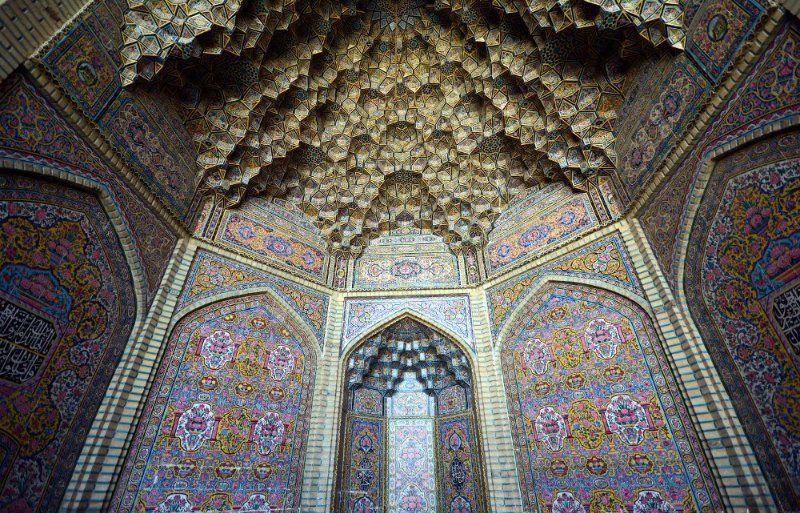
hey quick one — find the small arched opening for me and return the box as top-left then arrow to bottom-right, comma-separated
335,317 -> 486,513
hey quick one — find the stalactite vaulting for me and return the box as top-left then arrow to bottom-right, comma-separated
119,0 -> 683,255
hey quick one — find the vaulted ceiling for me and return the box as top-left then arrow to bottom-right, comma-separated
120,0 -> 683,254
345,318 -> 471,393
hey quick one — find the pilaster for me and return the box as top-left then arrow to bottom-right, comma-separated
621,219 -> 775,511
300,291 -> 348,511
61,237 -> 198,511
467,288 -> 525,512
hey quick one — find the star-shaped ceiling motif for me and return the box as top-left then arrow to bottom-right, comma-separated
120,0 -> 683,255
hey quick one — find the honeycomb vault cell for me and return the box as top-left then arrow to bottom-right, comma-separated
120,0 -> 683,254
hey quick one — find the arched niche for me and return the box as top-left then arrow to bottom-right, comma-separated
0,172 -> 137,512
335,318 -> 486,513
111,292 -> 318,513
682,128 -> 800,507
498,281 -> 723,513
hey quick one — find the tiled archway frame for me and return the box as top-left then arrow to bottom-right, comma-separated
492,275 -> 725,512
339,295 -> 476,356
300,293 -> 527,513
168,290 -> 324,360
671,116 -> 800,509
72,238 -> 330,510
623,218 -> 774,511
329,311 -> 488,513
0,158 -> 168,510
624,11 -> 790,510
110,288 -> 322,512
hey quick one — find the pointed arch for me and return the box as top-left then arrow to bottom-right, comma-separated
170,285 -> 324,358
111,291 -> 319,512
0,167 -> 142,512
340,295 -> 475,356
495,279 -> 724,513
494,274 -> 652,349
335,315 -> 488,513
0,158 -> 149,323
678,122 -> 800,507
342,309 -> 477,365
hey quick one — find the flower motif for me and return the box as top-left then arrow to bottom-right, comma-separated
558,211 -> 576,225
765,242 -> 800,278
353,496 -> 377,513
267,345 -> 295,381
253,412 -> 285,455
535,406 -> 567,451
263,235 -> 294,256
200,330 -> 235,369
497,244 -> 512,258
632,490 -> 677,513
552,491 -> 586,513
241,493 -> 272,513
519,224 -> 551,247
400,488 -> 426,513
605,395 -> 649,445
523,338 -> 553,375
744,205 -> 771,234
390,259 -> 423,278
584,318 -> 622,359
157,493 -> 193,513
302,250 -> 317,265
450,496 -> 472,513
175,403 -> 215,451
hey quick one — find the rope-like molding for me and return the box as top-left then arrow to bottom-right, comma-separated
629,8 -> 785,215
22,59 -> 191,235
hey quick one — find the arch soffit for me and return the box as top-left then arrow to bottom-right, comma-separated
0,159 -> 148,325
340,309 -> 479,372
168,286 -> 323,359
495,274 -> 652,351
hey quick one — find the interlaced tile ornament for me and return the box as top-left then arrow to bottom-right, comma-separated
0,174 -> 136,513
685,130 -> 800,508
499,283 -> 722,513
341,295 -> 474,353
180,250 -> 329,347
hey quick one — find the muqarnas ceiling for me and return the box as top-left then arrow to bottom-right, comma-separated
120,0 -> 683,255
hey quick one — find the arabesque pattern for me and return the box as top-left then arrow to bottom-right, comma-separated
0,174 -> 136,513
685,130 -> 800,508
500,283 -> 722,512
111,295 -> 316,513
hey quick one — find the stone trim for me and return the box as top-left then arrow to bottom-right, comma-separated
0,0 -> 89,79
624,219 -> 775,510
